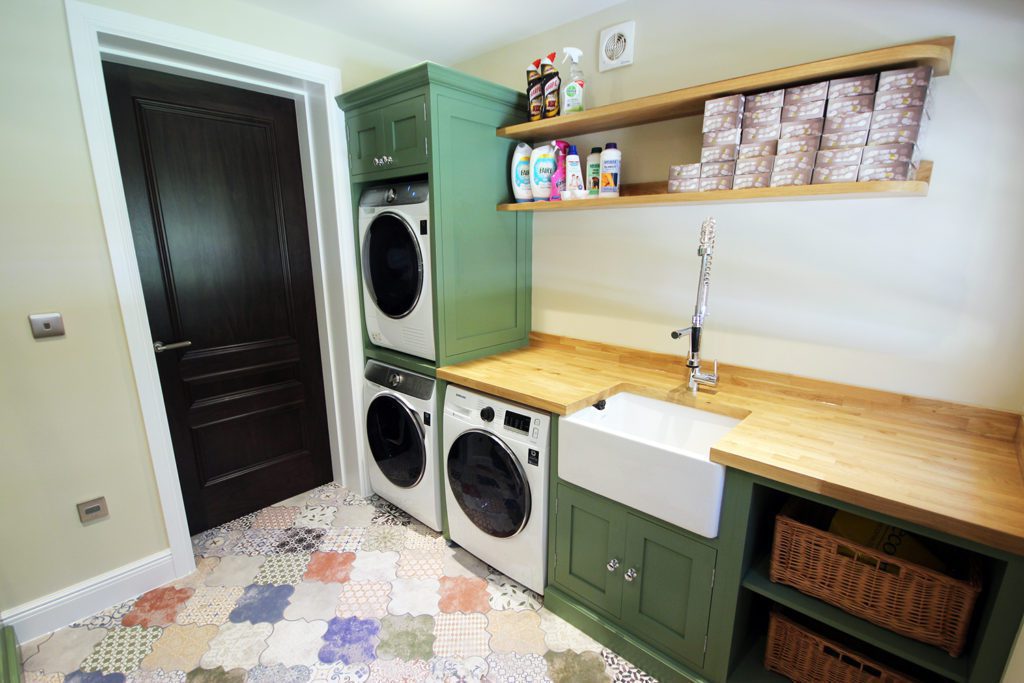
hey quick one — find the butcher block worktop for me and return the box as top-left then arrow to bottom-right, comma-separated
437,333 -> 1024,556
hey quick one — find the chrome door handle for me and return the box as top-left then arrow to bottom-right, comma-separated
624,567 -> 638,582
153,340 -> 192,353
607,558 -> 620,572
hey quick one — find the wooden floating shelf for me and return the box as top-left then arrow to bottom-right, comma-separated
498,162 -> 931,211
497,37 -> 954,141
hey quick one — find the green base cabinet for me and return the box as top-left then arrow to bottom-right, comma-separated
552,483 -> 717,679
337,63 -> 532,372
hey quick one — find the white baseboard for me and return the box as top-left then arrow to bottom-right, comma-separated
1,550 -> 176,643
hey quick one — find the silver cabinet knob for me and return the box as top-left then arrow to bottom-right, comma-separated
153,340 -> 192,353
386,156 -> 394,164
624,568 -> 638,582
606,558 -> 620,572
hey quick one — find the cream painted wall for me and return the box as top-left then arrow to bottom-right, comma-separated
455,0 -> 1024,412
0,0 -> 418,611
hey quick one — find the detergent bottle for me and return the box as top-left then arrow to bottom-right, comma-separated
510,142 -> 533,202
529,141 -> 556,201
549,140 -> 570,201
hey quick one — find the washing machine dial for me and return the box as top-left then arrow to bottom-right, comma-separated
480,406 -> 495,422
387,372 -> 403,388
385,187 -> 397,203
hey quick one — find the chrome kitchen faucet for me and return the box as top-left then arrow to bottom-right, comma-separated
671,217 -> 719,393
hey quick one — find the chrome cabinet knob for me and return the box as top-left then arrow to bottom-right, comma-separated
624,568 -> 638,582
606,558 -> 620,572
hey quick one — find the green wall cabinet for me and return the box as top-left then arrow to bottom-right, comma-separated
337,63 -> 531,372
553,483 -> 717,671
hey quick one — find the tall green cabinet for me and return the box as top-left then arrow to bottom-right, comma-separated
337,63 -> 532,374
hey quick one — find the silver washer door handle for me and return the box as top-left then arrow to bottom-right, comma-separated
153,340 -> 192,353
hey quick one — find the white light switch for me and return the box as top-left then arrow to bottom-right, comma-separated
29,313 -> 65,339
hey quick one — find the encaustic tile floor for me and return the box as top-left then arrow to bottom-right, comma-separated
20,483 -> 657,682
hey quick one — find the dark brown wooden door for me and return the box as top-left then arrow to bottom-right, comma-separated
104,62 -> 332,534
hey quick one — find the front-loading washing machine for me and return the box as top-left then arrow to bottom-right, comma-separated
443,385 -> 550,594
363,360 -> 440,531
358,180 -> 434,361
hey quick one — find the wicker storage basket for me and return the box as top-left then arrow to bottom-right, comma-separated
771,500 -> 982,656
765,611 -> 918,683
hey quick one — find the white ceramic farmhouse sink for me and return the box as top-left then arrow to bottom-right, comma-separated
558,393 -> 741,538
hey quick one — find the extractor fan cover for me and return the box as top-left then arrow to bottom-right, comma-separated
599,20 -> 636,72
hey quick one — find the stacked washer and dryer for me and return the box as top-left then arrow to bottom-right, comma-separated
358,180 -> 550,594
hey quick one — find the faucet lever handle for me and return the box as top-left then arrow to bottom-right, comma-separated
670,327 -> 692,340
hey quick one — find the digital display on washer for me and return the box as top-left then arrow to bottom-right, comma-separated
504,410 -> 531,434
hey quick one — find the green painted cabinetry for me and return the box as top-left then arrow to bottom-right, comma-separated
337,63 -> 531,371
552,483 -> 717,671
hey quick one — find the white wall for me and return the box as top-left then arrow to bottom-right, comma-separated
455,0 -> 1024,412
0,0 -> 419,612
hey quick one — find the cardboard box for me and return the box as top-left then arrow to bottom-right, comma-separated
874,86 -> 930,111
701,145 -> 739,163
741,123 -> 782,143
746,89 -> 785,111
743,107 -> 782,128
781,118 -> 824,139
774,152 -> 815,173
733,173 -> 772,189
704,94 -> 745,116
700,161 -> 736,178
870,106 -> 929,129
669,163 -> 702,179
668,177 -> 701,193
784,81 -> 829,104
878,66 -> 932,91
700,176 -> 734,191
861,143 -> 919,167
820,130 -> 869,150
824,111 -> 873,133
826,94 -> 875,117
813,165 -> 860,184
735,155 -> 775,175
866,125 -> 924,147
777,135 -> 820,155
782,99 -> 826,122
703,127 -> 742,146
815,147 -> 864,168
828,74 -> 878,99
738,140 -> 779,158
770,168 -> 812,187
859,162 -> 917,182
702,111 -> 741,133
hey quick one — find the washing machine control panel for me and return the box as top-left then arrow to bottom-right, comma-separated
445,388 -> 550,448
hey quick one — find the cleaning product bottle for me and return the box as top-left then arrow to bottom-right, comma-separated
527,59 -> 543,121
540,52 -> 560,119
529,141 -> 556,201
586,146 -> 602,197
560,48 -> 586,114
600,143 -> 622,197
510,142 -> 533,202
549,140 -> 570,201
564,145 -> 586,200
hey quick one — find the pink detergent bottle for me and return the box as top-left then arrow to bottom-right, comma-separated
549,140 -> 570,201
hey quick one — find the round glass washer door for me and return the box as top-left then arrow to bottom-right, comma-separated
363,212 -> 423,319
366,394 -> 426,488
447,429 -> 530,538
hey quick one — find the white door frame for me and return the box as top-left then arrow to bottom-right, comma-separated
65,0 -> 369,579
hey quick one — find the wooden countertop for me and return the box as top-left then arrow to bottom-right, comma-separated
437,333 -> 1024,556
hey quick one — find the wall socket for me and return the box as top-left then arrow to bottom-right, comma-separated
77,497 -> 109,523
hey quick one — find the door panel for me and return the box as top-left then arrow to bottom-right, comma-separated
622,515 -> 717,668
104,62 -> 332,534
434,94 -> 529,359
347,108 -> 382,176
381,94 -> 428,169
554,485 -> 625,618
447,430 -> 530,538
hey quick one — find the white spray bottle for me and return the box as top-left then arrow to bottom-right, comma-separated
561,47 -> 586,114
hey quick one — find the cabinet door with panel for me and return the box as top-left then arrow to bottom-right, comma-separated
433,92 -> 530,363
380,94 -> 429,170
621,514 -> 717,668
345,108 -> 382,176
554,484 -> 627,618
